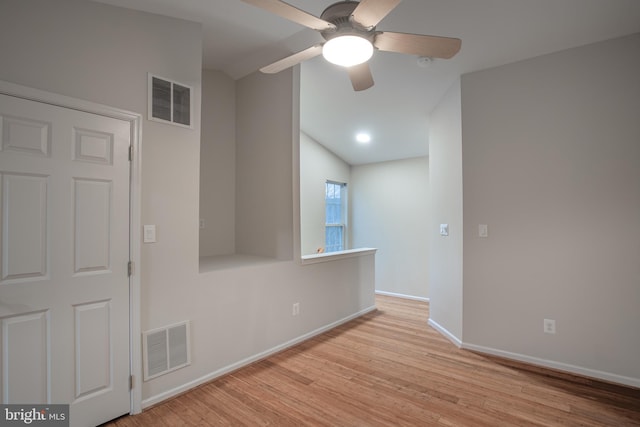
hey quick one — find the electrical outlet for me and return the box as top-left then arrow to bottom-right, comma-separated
543,319 -> 556,334
292,302 -> 300,316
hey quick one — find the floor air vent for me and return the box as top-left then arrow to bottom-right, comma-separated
143,320 -> 191,380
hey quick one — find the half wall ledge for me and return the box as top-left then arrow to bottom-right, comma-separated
300,248 -> 377,265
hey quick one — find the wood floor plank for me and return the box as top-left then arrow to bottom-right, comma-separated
103,295 -> 640,426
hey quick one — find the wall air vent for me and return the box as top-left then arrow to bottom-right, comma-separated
148,73 -> 193,128
142,320 -> 191,380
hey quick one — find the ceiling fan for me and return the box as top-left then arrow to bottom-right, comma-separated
241,0 -> 461,91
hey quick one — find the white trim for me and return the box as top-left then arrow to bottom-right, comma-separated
291,65 -> 302,265
427,318 -> 462,348
461,342 -> 640,389
426,310 -> 640,388
0,80 -> 143,415
300,247 -> 377,265
141,304 -> 377,409
375,290 -> 429,303
129,113 -> 143,414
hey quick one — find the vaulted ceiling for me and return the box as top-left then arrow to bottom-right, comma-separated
93,0 -> 640,164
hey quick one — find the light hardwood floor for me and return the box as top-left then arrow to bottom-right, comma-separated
105,295 -> 640,426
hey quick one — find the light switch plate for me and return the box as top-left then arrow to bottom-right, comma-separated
440,224 -> 449,236
478,224 -> 488,238
143,224 -> 156,243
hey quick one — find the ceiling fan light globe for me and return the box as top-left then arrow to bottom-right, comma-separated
322,35 -> 373,67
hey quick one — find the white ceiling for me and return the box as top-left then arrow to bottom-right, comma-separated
93,0 -> 640,165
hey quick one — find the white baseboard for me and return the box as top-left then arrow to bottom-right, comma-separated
144,305 -> 639,409
462,342 -> 640,389
427,318 -> 462,348
141,305 -> 377,409
375,290 -> 429,303
428,319 -> 640,389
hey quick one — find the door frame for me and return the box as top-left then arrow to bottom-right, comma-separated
0,80 -> 143,414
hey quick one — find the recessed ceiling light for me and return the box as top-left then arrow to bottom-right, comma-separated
356,133 -> 371,143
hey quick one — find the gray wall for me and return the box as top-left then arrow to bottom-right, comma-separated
0,0 -> 204,403
429,33 -> 640,387
461,33 -> 640,385
235,70 -> 295,260
428,81 -> 464,339
300,134 -> 431,299
0,0 -> 377,409
300,132 -> 351,255
200,70 -> 236,257
352,157 -> 430,299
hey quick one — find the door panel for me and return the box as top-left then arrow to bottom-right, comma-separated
0,94 -> 131,426
73,178 -> 112,274
2,173 -> 49,281
73,300 -> 111,400
1,115 -> 51,157
1,310 -> 50,403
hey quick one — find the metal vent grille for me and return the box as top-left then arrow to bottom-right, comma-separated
147,73 -> 193,128
143,321 -> 191,381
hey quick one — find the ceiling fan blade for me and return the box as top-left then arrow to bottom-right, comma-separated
374,31 -> 462,59
347,62 -> 374,91
241,0 -> 336,31
350,0 -> 401,29
260,44 -> 324,74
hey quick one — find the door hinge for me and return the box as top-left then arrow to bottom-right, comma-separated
129,375 -> 135,390
128,261 -> 134,277
129,145 -> 133,161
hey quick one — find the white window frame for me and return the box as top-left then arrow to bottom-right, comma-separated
325,181 -> 347,253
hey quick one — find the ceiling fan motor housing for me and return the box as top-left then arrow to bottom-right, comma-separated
320,1 -> 374,42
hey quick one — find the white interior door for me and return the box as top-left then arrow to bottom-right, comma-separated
0,93 -> 131,426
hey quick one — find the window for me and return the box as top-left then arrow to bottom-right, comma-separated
325,181 -> 347,252
148,74 -> 193,128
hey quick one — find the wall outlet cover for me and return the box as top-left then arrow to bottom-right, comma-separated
543,318 -> 556,334
143,224 -> 157,243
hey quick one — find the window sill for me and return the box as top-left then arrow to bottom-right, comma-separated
300,248 -> 377,265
